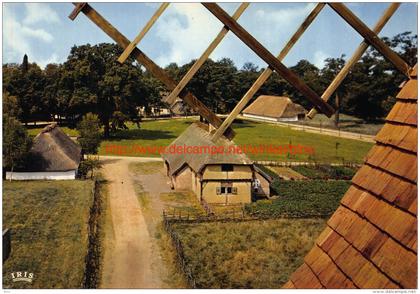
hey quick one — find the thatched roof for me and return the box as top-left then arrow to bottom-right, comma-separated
243,95 -> 306,118
284,65 -> 418,289
25,123 -> 81,172
162,122 -> 252,176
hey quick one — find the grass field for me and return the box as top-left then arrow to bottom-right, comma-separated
288,113 -> 384,135
102,119 -> 373,163
27,118 -> 373,163
3,180 -> 94,288
171,218 -> 325,288
27,125 -> 79,137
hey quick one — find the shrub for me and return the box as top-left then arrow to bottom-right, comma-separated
245,180 -> 351,218
292,165 -> 357,180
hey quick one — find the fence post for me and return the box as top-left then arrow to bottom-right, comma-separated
3,229 -> 11,263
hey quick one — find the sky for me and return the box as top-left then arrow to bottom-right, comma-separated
2,2 -> 418,70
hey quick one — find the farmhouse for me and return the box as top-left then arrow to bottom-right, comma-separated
6,123 -> 82,180
242,95 -> 306,122
162,122 -> 271,204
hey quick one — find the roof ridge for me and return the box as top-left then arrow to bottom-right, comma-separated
41,122 -> 58,133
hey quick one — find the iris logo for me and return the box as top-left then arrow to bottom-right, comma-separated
10,271 -> 34,283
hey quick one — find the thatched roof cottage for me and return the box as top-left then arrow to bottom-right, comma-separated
162,122 -> 272,204
243,95 -> 306,122
6,123 -> 82,180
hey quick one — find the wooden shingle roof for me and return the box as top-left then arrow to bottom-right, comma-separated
284,65 -> 417,289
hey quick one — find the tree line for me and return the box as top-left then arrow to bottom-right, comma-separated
3,32 -> 417,138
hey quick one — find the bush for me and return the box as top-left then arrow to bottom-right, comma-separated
77,113 -> 101,155
245,180 -> 351,218
292,165 -> 357,180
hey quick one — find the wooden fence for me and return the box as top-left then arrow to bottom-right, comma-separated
254,160 -> 362,168
162,216 -> 197,288
83,179 -> 102,288
163,207 -> 246,223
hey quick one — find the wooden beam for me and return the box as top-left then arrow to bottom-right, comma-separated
211,3 -> 325,141
70,3 -> 235,139
307,3 -> 400,119
203,3 -> 335,117
164,3 -> 249,106
328,3 -> 410,77
68,2 -> 87,20
118,3 -> 169,64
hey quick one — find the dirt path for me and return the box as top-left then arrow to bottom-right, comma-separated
100,157 -> 164,288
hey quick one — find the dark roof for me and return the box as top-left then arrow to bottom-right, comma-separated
24,123 -> 81,172
284,65 -> 418,289
254,165 -> 274,183
243,95 -> 306,118
162,122 -> 252,176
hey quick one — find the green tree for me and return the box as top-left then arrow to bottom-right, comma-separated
3,115 -> 32,174
61,43 -> 147,137
43,63 -> 63,122
3,91 -> 22,118
77,113 -> 102,155
3,62 -> 47,123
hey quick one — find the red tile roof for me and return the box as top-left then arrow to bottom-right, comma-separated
284,65 -> 418,289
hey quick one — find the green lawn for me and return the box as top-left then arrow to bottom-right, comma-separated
27,125 -> 79,137
27,118 -> 373,163
3,180 -> 94,288
171,218 -> 325,288
102,118 -> 372,163
288,113 -> 384,135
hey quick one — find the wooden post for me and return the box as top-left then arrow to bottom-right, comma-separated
164,3 -> 249,106
3,229 -> 11,263
306,3 -> 400,119
68,3 -> 235,139
203,3 -> 335,117
118,3 -> 170,64
69,2 -> 87,20
211,3 -> 325,141
334,92 -> 340,127
328,3 -> 409,77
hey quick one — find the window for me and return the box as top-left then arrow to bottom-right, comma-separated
221,164 -> 233,172
218,182 -> 237,195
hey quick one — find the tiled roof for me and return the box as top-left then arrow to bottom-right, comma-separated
284,65 -> 417,289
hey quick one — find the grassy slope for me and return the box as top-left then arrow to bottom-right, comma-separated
27,118 -> 373,163
3,180 -> 94,288
172,218 -> 325,288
